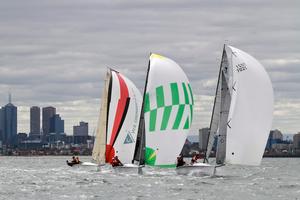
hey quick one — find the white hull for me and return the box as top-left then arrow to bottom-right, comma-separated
80,162 -> 98,166
66,160 -> 98,167
176,163 -> 216,176
112,164 -> 143,174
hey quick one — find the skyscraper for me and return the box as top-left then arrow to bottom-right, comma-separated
0,107 -> 4,142
42,106 -> 56,136
49,114 -> 64,134
73,121 -> 89,144
30,106 -> 40,139
73,121 -> 88,136
0,94 -> 17,146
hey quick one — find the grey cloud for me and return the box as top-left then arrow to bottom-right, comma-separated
0,0 -> 299,134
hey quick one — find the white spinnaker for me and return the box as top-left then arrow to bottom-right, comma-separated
92,70 -> 110,164
225,46 -> 274,166
144,54 -> 193,167
113,73 -> 142,164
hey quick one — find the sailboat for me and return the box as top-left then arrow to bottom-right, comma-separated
92,68 -> 142,171
177,45 -> 274,176
133,53 -> 194,172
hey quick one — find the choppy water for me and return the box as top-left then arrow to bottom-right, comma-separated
0,156 -> 299,200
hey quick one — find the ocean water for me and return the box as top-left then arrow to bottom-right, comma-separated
0,156 -> 299,200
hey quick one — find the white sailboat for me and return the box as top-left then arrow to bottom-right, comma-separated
133,53 -> 194,172
178,45 -> 274,176
92,68 -> 142,171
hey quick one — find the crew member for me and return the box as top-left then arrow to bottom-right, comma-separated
191,153 -> 201,165
112,156 -> 123,167
176,154 -> 186,167
75,157 -> 81,164
71,156 -> 77,164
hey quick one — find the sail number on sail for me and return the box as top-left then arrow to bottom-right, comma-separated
235,62 -> 247,72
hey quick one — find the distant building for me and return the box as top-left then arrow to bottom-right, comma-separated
17,132 -> 28,143
271,143 -> 293,152
0,94 -> 17,146
73,122 -> 89,144
0,130 -> 3,142
48,132 -> 66,144
42,106 -> 56,136
18,140 -> 43,150
49,114 -> 64,134
199,127 -> 209,151
73,121 -> 88,136
266,129 -> 283,150
0,109 -> 3,141
30,106 -> 40,139
293,133 -> 300,149
271,129 -> 283,140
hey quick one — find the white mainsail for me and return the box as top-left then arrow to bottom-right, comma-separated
143,53 -> 194,167
204,49 -> 225,163
206,45 -> 273,166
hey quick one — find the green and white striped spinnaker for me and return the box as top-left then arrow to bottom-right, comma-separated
144,53 -> 194,167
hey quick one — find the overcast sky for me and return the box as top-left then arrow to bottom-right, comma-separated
0,0 -> 299,135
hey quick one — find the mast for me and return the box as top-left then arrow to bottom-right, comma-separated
216,67 -> 231,165
133,54 -> 151,165
203,44 -> 225,163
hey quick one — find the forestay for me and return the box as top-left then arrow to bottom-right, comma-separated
144,54 -> 194,167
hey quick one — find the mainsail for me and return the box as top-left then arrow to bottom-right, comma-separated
205,45 -> 273,166
92,69 -> 142,165
138,53 -> 194,167
92,70 -> 110,164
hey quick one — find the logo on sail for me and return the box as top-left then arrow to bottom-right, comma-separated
124,132 -> 134,144
144,82 -> 194,132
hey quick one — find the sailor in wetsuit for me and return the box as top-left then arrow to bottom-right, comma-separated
75,157 -> 81,164
176,154 -> 186,167
71,156 -> 77,164
66,156 -> 79,166
112,156 -> 123,167
190,153 -> 203,165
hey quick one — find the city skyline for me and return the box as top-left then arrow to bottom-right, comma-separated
0,95 -> 298,136
0,1 -> 299,135
0,94 -> 93,136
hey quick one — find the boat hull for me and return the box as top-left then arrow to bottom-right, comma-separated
66,161 -> 98,167
176,163 -> 216,176
80,162 -> 98,166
